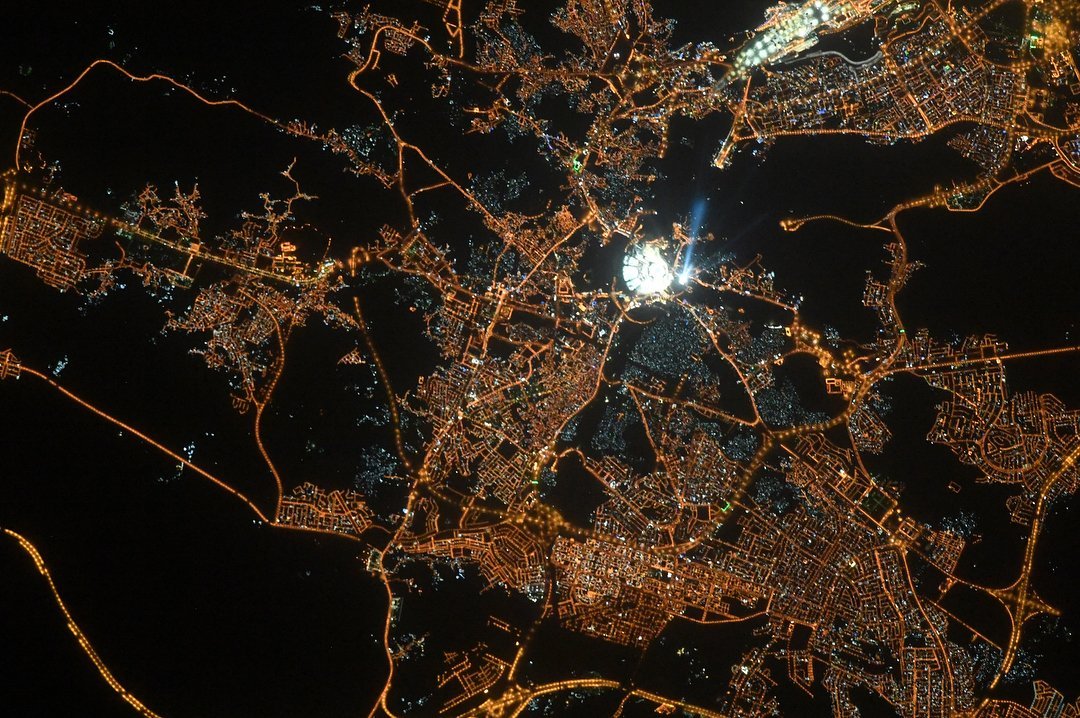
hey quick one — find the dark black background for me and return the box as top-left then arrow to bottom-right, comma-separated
1,2 -> 1078,716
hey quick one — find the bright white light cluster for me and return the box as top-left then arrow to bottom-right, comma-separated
734,0 -> 835,71
623,244 -> 673,295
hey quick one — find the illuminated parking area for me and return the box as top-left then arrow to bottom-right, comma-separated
732,0 -> 848,73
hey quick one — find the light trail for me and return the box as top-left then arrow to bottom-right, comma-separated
21,366 -> 271,523
12,59 -> 301,170
2,527 -> 165,718
781,49 -> 884,67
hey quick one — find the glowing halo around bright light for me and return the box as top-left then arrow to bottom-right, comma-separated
622,243 -> 673,295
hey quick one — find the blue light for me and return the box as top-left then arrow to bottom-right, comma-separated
679,197 -> 708,284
